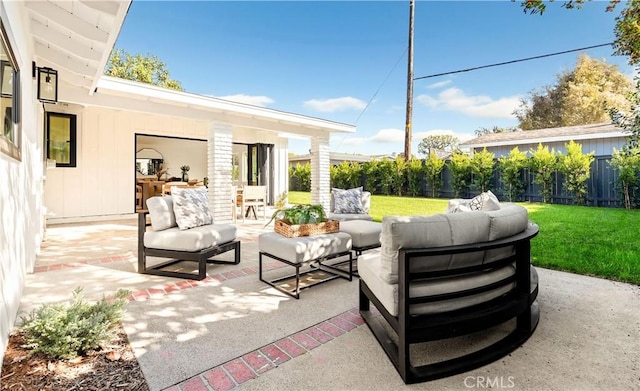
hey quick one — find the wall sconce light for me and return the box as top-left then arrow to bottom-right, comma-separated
37,67 -> 58,103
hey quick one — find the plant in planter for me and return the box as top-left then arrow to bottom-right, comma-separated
267,204 -> 338,237
180,165 -> 190,182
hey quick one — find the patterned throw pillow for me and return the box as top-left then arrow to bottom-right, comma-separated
333,187 -> 365,214
468,190 -> 500,211
171,187 -> 213,230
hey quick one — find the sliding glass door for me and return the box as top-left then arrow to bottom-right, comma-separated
234,143 -> 274,204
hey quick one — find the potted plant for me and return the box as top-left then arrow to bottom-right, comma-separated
267,204 -> 339,237
180,165 -> 190,182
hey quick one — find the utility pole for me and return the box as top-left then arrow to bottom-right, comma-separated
404,0 -> 415,161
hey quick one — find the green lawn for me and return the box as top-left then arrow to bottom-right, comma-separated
288,191 -> 640,285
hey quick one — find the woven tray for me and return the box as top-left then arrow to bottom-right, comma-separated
274,219 -> 340,238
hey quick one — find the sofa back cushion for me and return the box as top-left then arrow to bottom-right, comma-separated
379,212 -> 491,284
146,196 -> 177,231
485,204 -> 529,241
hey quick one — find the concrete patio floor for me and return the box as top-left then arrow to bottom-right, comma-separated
13,216 -> 640,391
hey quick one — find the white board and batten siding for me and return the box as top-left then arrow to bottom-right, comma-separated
45,106 -> 206,220
44,106 -> 289,222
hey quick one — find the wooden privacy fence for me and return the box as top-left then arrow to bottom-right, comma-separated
290,156 -> 639,207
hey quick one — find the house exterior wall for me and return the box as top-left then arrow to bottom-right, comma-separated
475,137 -> 627,158
44,105 -> 292,222
0,1 -> 44,367
44,106 -> 211,221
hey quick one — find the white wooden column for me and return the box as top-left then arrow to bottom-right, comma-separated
310,135 -> 331,212
208,121 -> 233,223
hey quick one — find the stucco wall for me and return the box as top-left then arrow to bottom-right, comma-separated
0,1 -> 43,367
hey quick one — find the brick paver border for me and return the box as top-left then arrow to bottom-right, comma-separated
166,308 -> 365,391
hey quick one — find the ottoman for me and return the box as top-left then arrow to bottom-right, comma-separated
339,220 -> 382,255
258,232 -> 353,299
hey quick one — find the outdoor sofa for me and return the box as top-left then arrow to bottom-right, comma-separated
358,196 -> 540,383
138,188 -> 240,280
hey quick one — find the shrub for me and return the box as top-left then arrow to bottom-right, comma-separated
498,147 -> 528,202
558,140 -> 595,205
390,156 -> 408,196
290,163 -> 311,191
20,287 -> 131,360
530,143 -> 558,203
610,147 -> 640,209
331,161 -> 362,189
471,148 -> 495,193
407,157 -> 424,196
424,152 -> 445,197
448,151 -> 472,198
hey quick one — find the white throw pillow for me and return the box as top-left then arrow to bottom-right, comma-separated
171,187 -> 213,230
469,190 -> 500,211
332,187 -> 365,214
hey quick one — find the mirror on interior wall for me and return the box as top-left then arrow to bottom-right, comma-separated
136,148 -> 164,176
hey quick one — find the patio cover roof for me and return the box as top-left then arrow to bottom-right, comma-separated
25,0 -> 131,93
25,0 -> 356,138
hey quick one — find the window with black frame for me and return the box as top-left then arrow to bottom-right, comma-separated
46,112 -> 77,167
0,21 -> 21,161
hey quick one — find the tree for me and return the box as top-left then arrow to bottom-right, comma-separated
514,55 -> 633,130
391,156 -> 408,196
471,148 -> 495,193
613,0 -> 640,66
474,126 -> 519,137
498,147 -> 528,202
610,76 -> 640,149
407,158 -> 424,196
610,147 -> 640,209
417,134 -> 460,156
558,141 -> 595,205
447,151 -> 472,197
105,49 -> 184,91
518,0 -> 639,67
529,144 -> 558,203
424,152 -> 445,197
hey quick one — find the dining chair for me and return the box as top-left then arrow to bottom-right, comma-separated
239,185 -> 267,222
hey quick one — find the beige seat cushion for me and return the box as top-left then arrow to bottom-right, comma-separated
339,220 -> 382,248
258,232 -> 352,264
144,223 -> 236,252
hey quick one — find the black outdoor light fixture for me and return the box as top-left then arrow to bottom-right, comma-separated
37,66 -> 58,103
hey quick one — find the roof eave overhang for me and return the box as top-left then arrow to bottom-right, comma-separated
69,77 -> 356,137
463,132 -> 628,149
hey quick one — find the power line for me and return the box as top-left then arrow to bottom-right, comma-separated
334,47 -> 408,153
354,47 -> 408,124
414,42 -> 614,81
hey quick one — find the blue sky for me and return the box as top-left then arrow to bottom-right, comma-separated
115,1 -> 634,156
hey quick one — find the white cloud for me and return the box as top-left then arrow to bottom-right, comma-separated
426,80 -> 452,89
304,97 -> 366,112
217,94 -> 274,107
342,137 -> 368,146
339,128 -> 404,147
370,128 -> 405,143
416,87 -> 520,119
